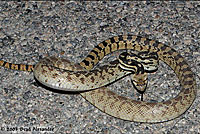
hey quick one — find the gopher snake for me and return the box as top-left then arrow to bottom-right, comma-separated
0,35 -> 196,123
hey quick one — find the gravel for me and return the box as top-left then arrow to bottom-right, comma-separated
0,1 -> 199,134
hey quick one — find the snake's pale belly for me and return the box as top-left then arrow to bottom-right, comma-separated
0,35 -> 196,123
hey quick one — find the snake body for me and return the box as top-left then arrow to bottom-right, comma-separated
33,57 -> 132,91
0,35 -> 196,123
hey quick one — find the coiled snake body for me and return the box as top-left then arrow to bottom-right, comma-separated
0,35 -> 196,123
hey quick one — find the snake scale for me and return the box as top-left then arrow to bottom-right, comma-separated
0,35 -> 196,123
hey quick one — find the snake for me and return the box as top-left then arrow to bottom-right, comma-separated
0,35 -> 196,123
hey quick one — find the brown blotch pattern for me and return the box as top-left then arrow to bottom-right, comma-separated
0,35 -> 196,123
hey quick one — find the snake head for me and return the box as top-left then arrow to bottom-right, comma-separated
131,72 -> 148,94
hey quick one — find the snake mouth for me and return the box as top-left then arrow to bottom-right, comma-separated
137,83 -> 146,86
